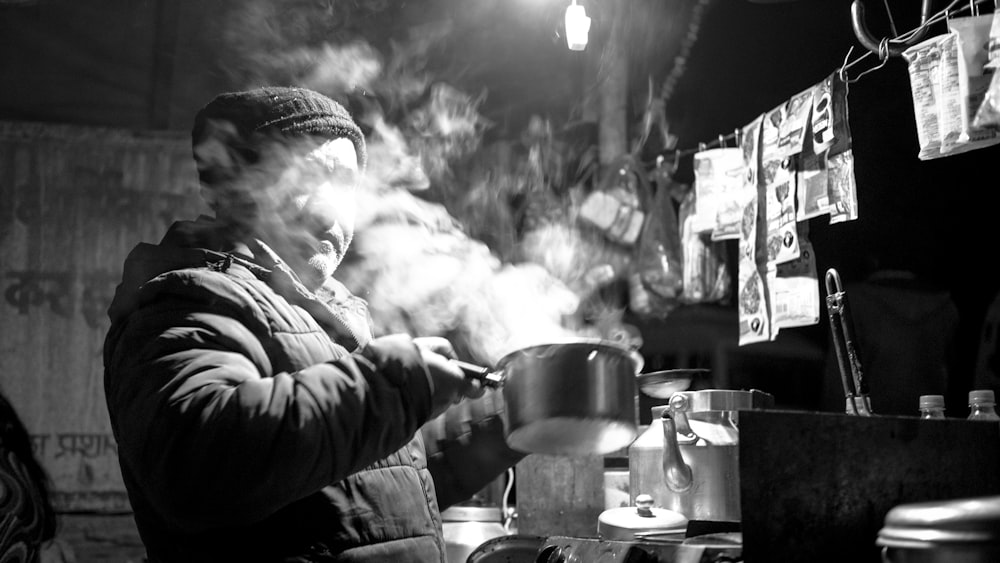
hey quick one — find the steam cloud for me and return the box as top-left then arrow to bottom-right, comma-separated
216,3 -> 639,365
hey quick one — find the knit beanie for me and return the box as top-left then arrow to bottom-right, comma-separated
191,86 -> 367,189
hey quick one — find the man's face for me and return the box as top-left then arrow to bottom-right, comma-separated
268,136 -> 361,287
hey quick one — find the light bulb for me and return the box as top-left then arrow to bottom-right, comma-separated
565,3 -> 591,51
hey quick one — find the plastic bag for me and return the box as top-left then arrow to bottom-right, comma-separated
678,188 -> 731,306
636,178 -> 684,301
578,155 -> 646,246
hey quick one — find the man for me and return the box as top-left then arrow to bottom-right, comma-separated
103,86 -> 524,562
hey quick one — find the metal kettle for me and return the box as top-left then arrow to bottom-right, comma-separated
628,389 -> 774,522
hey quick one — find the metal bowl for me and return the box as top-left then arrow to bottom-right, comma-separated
636,368 -> 709,399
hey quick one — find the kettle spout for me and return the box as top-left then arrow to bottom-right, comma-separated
660,411 -> 693,492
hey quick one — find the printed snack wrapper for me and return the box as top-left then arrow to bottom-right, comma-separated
947,14 -> 1000,150
903,34 -> 948,160
937,32 -> 973,155
828,149 -> 858,224
738,114 -> 771,345
811,73 -> 851,156
973,11 -> 1000,129
975,71 -> 1000,128
692,147 -> 744,241
795,145 -> 830,221
770,232 -> 820,332
779,86 -> 814,157
739,198 -> 770,345
761,104 -> 799,267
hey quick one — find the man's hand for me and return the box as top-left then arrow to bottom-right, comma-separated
413,336 -> 486,418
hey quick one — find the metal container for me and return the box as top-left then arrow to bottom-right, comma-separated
628,389 -> 773,522
488,338 -> 644,456
877,495 -> 1000,563
442,506 -> 509,563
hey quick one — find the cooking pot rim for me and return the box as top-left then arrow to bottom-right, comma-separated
495,336 -> 643,373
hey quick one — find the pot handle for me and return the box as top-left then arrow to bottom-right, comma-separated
452,360 -> 506,389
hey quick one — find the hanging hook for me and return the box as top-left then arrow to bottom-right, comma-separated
850,0 -> 933,58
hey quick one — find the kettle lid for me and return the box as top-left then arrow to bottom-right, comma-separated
598,494 -> 688,540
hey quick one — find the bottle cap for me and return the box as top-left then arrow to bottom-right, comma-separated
968,389 -> 996,406
918,395 -> 945,409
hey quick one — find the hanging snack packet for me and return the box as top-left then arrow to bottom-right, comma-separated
779,86 -> 814,157
937,32 -> 972,154
811,72 -> 852,156
903,34 -> 948,160
770,229 -> 820,331
762,104 -> 799,267
738,114 -> 771,345
738,198 -> 770,345
975,69 -> 1000,129
827,149 -> 858,224
989,10 -> 1000,69
947,14 -> 1000,150
693,147 -> 744,241
973,10 -> 1000,129
795,137 -> 830,220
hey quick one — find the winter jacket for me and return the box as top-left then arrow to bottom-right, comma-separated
103,216 -> 523,562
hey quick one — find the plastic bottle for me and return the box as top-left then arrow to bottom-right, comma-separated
918,394 -> 946,419
967,390 -> 1000,421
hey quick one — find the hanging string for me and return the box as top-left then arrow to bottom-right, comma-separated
840,40 -> 891,85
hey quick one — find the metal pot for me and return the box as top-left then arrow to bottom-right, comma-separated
877,495 -> 1000,563
458,337 -> 643,456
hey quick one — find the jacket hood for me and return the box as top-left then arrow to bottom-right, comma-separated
107,216 -> 250,325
